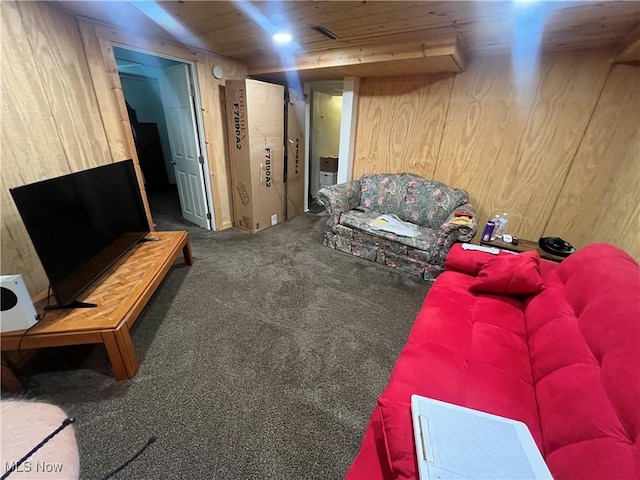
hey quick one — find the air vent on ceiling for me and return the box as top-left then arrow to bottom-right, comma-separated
311,25 -> 339,40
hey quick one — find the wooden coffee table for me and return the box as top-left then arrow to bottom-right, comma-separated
1,231 -> 192,391
480,237 -> 566,263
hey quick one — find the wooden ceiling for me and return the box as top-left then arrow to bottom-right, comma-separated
60,1 -> 640,77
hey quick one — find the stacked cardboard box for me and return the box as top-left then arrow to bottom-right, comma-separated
225,79 -> 285,233
320,156 -> 338,172
320,155 -> 338,188
286,88 -> 306,220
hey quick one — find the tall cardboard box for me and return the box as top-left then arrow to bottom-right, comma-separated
226,79 -> 285,233
286,88 -> 306,220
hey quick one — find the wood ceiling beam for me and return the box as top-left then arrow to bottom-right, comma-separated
248,35 -> 466,76
614,23 -> 640,64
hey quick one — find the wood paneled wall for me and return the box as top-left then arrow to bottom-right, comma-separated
354,74 -> 454,179
545,64 -> 640,259
1,1 -> 113,295
1,1 -> 246,296
353,49 -> 640,258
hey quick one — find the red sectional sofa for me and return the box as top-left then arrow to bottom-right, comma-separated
346,243 -> 640,480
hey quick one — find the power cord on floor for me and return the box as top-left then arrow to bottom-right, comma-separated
101,436 -> 157,480
6,289 -> 155,480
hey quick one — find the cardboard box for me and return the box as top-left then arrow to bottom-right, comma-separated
320,156 -> 338,173
225,79 -> 285,233
286,88 -> 306,220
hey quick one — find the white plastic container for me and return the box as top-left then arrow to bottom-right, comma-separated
319,171 -> 338,187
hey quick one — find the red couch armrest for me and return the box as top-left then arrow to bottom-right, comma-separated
377,398 -> 417,480
445,244 -> 561,279
345,407 -> 393,480
444,243 -> 511,276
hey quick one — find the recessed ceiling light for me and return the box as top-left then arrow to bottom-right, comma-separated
272,32 -> 292,44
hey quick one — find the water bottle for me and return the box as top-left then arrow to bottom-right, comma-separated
494,213 -> 509,239
489,214 -> 501,240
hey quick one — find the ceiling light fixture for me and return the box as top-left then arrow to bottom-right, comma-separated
272,32 -> 292,44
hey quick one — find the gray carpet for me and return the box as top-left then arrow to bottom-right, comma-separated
8,188 -> 431,479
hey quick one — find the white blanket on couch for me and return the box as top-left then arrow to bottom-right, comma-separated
369,214 -> 419,237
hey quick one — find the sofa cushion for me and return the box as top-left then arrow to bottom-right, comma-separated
359,173 -> 469,230
369,269 -> 542,479
340,210 -> 436,252
470,251 -> 545,296
524,243 -> 639,479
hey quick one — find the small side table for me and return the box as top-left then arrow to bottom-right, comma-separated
480,237 -> 566,263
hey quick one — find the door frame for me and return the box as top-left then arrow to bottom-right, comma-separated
303,83 -> 311,212
337,77 -> 360,186
303,78 -> 359,211
78,21 -> 244,230
109,44 -> 216,229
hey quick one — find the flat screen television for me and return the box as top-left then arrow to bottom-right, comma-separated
10,159 -> 150,308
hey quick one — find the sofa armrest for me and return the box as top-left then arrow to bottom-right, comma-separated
317,180 -> 361,213
444,243 -> 497,275
437,204 -> 478,243
317,180 -> 361,232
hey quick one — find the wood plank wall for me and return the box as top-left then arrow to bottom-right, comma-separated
1,1 -> 246,295
353,49 -> 640,258
545,64 -> 640,259
1,1 -> 113,295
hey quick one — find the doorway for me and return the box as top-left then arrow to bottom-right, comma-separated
114,46 -> 214,230
306,81 -> 343,213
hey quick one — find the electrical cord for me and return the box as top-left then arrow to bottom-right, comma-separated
3,286 -> 53,390
5,286 -> 156,480
1,417 -> 76,480
17,285 -> 52,357
101,436 -> 157,480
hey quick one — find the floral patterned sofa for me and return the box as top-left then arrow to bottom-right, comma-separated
317,173 -> 477,280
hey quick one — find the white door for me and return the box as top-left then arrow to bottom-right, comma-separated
159,64 -> 210,229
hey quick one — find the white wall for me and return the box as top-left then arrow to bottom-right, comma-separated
311,91 -> 342,196
120,70 -> 176,184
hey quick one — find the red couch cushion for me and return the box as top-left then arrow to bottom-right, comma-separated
525,243 -> 640,479
470,250 -> 545,296
361,269 -> 543,479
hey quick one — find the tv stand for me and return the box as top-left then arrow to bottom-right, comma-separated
1,231 -> 192,391
44,300 -> 98,311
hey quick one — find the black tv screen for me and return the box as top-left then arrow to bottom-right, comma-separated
10,159 -> 150,307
